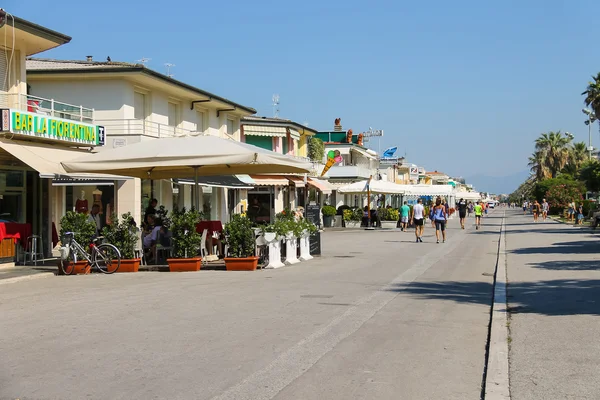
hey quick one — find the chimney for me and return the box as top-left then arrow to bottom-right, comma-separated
86,55 -> 93,62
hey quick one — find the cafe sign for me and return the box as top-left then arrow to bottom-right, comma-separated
0,109 -> 105,146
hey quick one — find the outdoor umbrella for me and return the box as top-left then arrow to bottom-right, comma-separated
61,134 -> 312,210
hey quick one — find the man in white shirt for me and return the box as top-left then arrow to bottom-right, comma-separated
542,198 -> 549,221
411,198 -> 425,243
87,204 -> 102,237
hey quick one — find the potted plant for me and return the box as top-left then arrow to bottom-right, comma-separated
282,218 -> 301,265
167,207 -> 202,272
102,212 -> 139,272
58,211 -> 96,274
321,205 -> 336,228
298,218 -> 317,261
343,208 -> 362,228
224,214 -> 259,271
260,220 -> 287,269
378,207 -> 399,229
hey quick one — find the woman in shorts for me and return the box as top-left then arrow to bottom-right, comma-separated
433,198 -> 447,243
568,202 -> 575,223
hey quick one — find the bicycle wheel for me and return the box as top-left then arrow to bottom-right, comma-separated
92,243 -> 121,274
60,247 -> 77,275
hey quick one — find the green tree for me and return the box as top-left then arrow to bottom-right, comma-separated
534,131 -> 572,178
533,176 -> 580,202
307,137 -> 324,162
579,160 -> 600,193
582,72 -> 600,118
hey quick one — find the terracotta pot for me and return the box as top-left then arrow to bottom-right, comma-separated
57,260 -> 90,275
167,257 -> 201,272
116,258 -> 140,273
224,256 -> 259,271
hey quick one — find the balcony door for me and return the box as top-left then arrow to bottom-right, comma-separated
134,91 -> 148,136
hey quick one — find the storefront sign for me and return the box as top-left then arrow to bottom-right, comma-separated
0,109 -> 105,146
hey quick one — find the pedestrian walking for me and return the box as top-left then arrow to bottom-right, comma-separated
429,201 -> 436,228
400,201 -> 410,232
474,200 -> 484,230
541,198 -> 549,221
411,198 -> 425,243
457,198 -> 467,229
568,201 -> 575,223
468,201 -> 473,217
523,201 -> 528,215
433,198 -> 448,243
576,203 -> 584,225
532,200 -> 540,222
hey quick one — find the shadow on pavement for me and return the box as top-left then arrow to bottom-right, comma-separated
510,241 -> 600,255
389,279 -> 600,316
528,260 -> 600,271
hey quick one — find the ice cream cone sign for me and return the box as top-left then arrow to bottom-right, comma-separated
321,150 -> 342,176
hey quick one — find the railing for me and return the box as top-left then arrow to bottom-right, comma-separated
93,119 -> 200,138
0,92 -> 94,124
326,165 -> 374,179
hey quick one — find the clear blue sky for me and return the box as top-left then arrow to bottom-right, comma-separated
9,0 -> 600,185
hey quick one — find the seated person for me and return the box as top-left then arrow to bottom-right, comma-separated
206,231 -> 225,258
143,216 -> 161,262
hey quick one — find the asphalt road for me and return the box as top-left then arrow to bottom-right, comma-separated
0,213 -> 503,400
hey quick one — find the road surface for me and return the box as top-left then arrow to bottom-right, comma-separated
0,214 -> 503,400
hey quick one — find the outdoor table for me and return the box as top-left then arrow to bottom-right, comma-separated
2,222 -> 31,249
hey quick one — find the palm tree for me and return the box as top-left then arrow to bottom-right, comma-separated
528,151 -> 549,181
563,141 -> 588,175
582,73 -> 600,117
534,131 -> 572,178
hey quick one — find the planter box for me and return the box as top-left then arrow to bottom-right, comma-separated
224,256 -> 259,271
57,260 -> 90,275
345,221 -> 361,229
116,258 -> 140,273
167,257 -> 201,272
323,215 -> 334,228
380,221 -> 398,229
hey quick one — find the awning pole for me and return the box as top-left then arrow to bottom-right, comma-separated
194,166 -> 200,212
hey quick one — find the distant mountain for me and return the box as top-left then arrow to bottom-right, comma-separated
464,170 -> 530,194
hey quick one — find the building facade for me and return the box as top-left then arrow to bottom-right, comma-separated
26,57 -> 257,225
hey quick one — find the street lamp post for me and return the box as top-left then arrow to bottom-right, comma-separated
583,108 -> 597,160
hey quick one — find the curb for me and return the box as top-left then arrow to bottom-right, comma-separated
0,272 -> 55,286
484,215 -> 511,399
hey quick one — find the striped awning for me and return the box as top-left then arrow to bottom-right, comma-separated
249,175 -> 289,186
287,176 -> 305,187
289,128 -> 300,140
307,178 -> 334,194
243,125 -> 287,137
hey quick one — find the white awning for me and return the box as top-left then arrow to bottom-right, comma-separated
243,125 -> 287,137
176,175 -> 254,189
0,138 -> 90,178
289,128 -> 300,141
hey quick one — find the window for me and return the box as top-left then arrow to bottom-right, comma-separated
226,119 -> 235,136
134,92 -> 146,120
168,102 -> 180,127
196,111 -> 205,133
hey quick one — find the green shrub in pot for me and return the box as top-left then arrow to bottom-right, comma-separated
170,207 -> 202,259
102,213 -> 137,259
224,214 -> 255,258
59,211 -> 96,247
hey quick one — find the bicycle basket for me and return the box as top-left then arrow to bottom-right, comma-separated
59,246 -> 70,260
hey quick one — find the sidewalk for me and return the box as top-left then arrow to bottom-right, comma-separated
0,264 -> 56,284
505,211 -> 600,399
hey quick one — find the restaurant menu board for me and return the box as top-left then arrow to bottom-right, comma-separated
306,204 -> 321,256
306,204 -> 321,227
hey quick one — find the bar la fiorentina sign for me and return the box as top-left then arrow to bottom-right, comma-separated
0,109 -> 105,146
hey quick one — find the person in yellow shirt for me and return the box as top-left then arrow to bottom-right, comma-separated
474,201 -> 484,230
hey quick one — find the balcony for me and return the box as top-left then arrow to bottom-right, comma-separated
93,119 -> 201,139
326,165 -> 374,179
0,92 -> 94,124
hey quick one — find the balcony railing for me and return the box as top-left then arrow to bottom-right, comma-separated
94,119 -> 200,138
326,165 -> 374,179
0,92 -> 94,124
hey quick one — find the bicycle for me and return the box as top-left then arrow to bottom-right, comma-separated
59,232 -> 121,275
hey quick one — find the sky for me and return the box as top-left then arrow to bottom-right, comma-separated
8,0 -> 600,192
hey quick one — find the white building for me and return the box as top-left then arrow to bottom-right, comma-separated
26,57 -> 257,224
